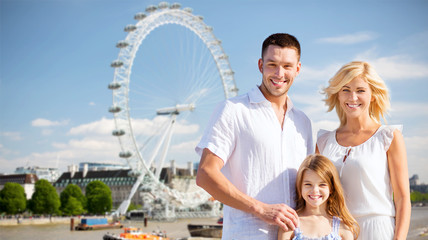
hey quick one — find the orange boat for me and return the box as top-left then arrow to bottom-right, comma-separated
103,227 -> 169,240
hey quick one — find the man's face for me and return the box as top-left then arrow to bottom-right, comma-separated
258,45 -> 301,101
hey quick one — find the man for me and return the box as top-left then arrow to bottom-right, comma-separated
196,33 -> 313,239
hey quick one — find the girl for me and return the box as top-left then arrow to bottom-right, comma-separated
316,61 -> 411,239
278,154 -> 358,240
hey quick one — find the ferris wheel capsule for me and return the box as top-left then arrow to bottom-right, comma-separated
119,151 -> 132,158
112,129 -> 125,136
145,5 -> 157,12
170,3 -> 181,9
111,60 -> 124,68
108,82 -> 121,90
140,186 -> 152,192
183,7 -> 192,13
108,105 -> 122,113
158,2 -> 169,9
124,24 -> 137,32
134,13 -> 147,21
116,41 -> 129,48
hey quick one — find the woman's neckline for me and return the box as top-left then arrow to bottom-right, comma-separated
334,125 -> 383,148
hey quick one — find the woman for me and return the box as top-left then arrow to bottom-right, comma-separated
316,61 -> 410,240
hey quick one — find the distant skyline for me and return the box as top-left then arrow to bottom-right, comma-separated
1,0 -> 428,183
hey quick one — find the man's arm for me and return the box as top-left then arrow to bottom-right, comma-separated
196,148 -> 299,231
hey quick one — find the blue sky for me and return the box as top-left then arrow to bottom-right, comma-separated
1,0 -> 428,183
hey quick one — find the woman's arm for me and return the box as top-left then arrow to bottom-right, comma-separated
387,129 -> 411,240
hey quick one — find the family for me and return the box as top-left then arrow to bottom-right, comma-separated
195,33 -> 411,240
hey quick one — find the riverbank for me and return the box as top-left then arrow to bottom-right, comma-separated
1,207 -> 427,239
0,215 -> 113,226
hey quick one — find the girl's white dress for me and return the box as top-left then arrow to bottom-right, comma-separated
317,125 -> 401,240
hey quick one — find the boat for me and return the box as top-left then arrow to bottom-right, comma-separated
74,217 -> 123,231
187,217 -> 222,238
126,210 -> 145,220
103,227 -> 169,240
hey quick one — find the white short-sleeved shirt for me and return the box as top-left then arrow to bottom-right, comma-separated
316,125 -> 402,218
196,86 -> 313,240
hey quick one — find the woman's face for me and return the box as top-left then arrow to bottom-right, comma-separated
337,77 -> 373,120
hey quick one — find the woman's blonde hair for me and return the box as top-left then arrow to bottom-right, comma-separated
322,61 -> 390,127
295,154 -> 359,239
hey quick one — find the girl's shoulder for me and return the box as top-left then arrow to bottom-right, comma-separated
337,219 -> 354,240
277,227 -> 294,240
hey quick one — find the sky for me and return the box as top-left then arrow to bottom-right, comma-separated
1,0 -> 428,183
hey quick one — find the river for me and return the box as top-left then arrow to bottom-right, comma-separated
1,207 -> 427,240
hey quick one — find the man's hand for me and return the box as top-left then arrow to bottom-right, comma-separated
252,202 -> 299,231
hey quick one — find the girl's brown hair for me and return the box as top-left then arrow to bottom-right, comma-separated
295,154 -> 359,239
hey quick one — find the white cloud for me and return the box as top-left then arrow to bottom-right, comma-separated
89,102 -> 96,106
389,101 -> 428,120
1,131 -> 22,141
68,117 -> 114,135
301,46 -> 428,84
317,32 -> 378,45
0,144 -> 19,156
41,129 -> 53,136
32,118 -> 69,127
171,139 -> 200,153
68,117 -> 199,137
299,64 -> 342,83
405,135 -> 428,184
355,51 -> 428,80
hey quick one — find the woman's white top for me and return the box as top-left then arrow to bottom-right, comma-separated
317,125 -> 402,218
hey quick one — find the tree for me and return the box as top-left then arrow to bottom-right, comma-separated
411,191 -> 424,202
62,197 -> 85,216
29,179 -> 60,215
0,183 -> 26,214
86,181 -> 112,215
127,202 -> 142,212
60,184 -> 86,215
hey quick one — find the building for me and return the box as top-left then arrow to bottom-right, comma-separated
410,174 -> 419,186
78,162 -> 127,172
53,165 -> 141,208
0,173 -> 38,199
15,166 -> 60,183
54,161 -> 204,213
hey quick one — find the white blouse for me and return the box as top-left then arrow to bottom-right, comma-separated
317,125 -> 402,218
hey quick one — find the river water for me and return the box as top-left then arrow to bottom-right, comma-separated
1,207 -> 427,240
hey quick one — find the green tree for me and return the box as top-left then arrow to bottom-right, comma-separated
410,191 -> 423,202
60,184 -> 86,215
62,196 -> 85,215
127,202 -> 142,212
0,183 -> 26,214
86,181 -> 112,215
29,179 -> 60,215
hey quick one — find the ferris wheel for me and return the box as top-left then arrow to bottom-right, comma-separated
108,2 -> 238,215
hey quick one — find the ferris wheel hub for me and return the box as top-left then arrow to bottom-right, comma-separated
156,103 -> 195,115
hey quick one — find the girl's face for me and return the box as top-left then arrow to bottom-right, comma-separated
337,77 -> 373,120
301,169 -> 330,209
